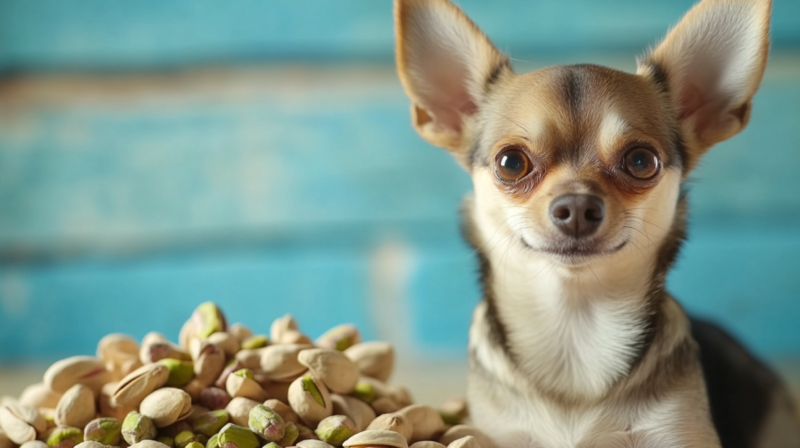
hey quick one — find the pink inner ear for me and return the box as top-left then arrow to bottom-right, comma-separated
417,54 -> 479,134
679,84 -> 704,120
679,83 -> 719,136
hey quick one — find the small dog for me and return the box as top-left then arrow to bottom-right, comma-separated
393,0 -> 800,446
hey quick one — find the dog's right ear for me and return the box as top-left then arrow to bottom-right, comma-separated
394,0 -> 511,163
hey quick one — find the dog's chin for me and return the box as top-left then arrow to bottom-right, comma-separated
520,236 -> 628,267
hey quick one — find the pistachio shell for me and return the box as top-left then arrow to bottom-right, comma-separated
207,334 -> 240,358
121,412 -> 157,445
112,364 -> 170,408
187,406 -> 211,422
410,443 -> 446,448
233,351 -> 260,373
287,376 -> 332,428
55,384 -> 96,429
371,397 -> 401,415
262,400 -> 299,426
141,339 -> 192,365
225,398 -> 260,428
130,441 -> 171,448
259,345 -> 309,381
445,437 -> 480,448
0,406 -> 36,444
396,406 -> 444,444
191,303 -> 228,340
18,384 -> 62,410
225,375 -> 268,402
21,441 -> 50,448
192,342 -> 226,387
139,389 -> 192,428
229,324 -> 254,344
199,388 -> 231,411
438,399 -> 466,427
269,315 -> 298,344
386,387 -> 413,408
99,382 -> 136,420
43,356 -> 110,395
296,441 -> 334,448
83,418 -> 122,446
279,331 -> 312,345
329,395 -> 375,433
74,442 -> 112,448
5,402 -> 47,433
343,343 -> 394,383
97,335 -> 139,363
437,427 -> 491,448
261,380 -> 292,404
314,325 -> 360,352
342,430 -> 408,448
182,380 -> 207,403
179,319 -> 197,352
366,414 -> 412,443
297,350 -> 359,395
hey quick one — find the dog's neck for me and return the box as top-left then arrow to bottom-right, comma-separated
465,196 -> 685,402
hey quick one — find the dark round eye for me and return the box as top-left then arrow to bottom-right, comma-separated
623,147 -> 660,179
495,147 -> 533,182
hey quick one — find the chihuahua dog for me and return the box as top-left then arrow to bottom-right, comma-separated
393,0 -> 799,446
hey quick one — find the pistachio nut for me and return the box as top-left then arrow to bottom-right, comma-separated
158,360 -> 195,388
191,303 -> 228,340
83,418 -> 122,446
185,443 -> 204,448
329,395 -> 375,433
4,401 -> 47,433
99,382 -> 136,420
314,325 -> 360,352
239,336 -> 268,351
438,400 -> 467,427
192,341 -> 226,387
409,443 -> 446,448
262,400 -> 299,426
139,388 -> 193,428
179,319 -> 197,352
444,437 -> 480,448
0,406 -> 36,444
141,337 -> 192,365
287,376 -> 332,428
97,334 -> 140,363
121,412 -> 157,445
112,364 -> 170,409
262,444 -> 280,448
205,434 -> 219,448
233,351 -> 261,373
226,372 -> 268,402
187,406 -> 211,422
198,388 -> 231,411
296,441 -> 334,448
43,356 -> 110,395
277,422 -> 298,447
38,408 -> 55,430
191,410 -> 229,437
258,344 -> 308,381
342,430 -> 408,448
182,380 -> 207,403
22,441 -> 50,448
314,415 -> 356,447
173,431 -> 195,448
18,384 -> 62,409
261,380 -> 292,404
371,397 -> 401,415
157,437 -> 175,448
216,424 -> 259,448
225,398 -> 260,428
396,406 -> 445,444
386,386 -> 413,408
343,343 -> 394,383
216,360 -> 246,389
279,331 -> 312,345
350,381 -> 375,405
268,315 -> 298,344
228,324 -> 254,344
129,441 -> 171,448
297,349 -> 359,395
46,427 -> 83,448
437,426 -> 491,448
207,333 -> 240,358
246,405 -> 284,443
366,414 -> 412,443
55,384 -> 96,429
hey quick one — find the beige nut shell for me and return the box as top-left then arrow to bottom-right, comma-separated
343,342 -> 394,383
129,441 -> 171,448
296,441 -> 335,448
259,344 -> 309,380
54,384 -> 95,428
111,363 -> 170,408
18,384 -> 62,410
446,436 -> 481,448
410,443 -> 446,448
43,356 -> 110,395
206,333 -> 240,357
343,429 -> 409,448
225,374 -> 268,402
438,426 -> 493,448
298,349 -> 359,394
287,376 -> 332,428
0,406 -> 36,445
224,397 -> 260,427
366,413 -> 413,442
330,395 -> 376,433
138,388 -> 192,428
263,399 -> 299,425
3,402 -> 46,434
396,405 -> 445,444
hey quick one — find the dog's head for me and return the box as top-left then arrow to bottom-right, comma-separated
394,0 -> 770,271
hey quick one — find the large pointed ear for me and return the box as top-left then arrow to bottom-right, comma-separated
638,0 -> 771,170
394,0 -> 511,162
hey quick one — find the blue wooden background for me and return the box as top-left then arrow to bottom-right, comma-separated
0,0 -> 799,363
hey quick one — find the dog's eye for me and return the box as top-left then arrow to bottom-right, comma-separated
623,147 -> 660,179
495,147 -> 533,182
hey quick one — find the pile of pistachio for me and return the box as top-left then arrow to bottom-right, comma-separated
0,302 -> 491,448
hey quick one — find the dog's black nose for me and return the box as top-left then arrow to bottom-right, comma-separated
549,194 -> 605,238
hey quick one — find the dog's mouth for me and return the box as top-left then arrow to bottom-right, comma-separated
520,236 -> 628,265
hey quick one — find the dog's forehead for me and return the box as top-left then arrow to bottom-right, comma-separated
473,64 -> 680,168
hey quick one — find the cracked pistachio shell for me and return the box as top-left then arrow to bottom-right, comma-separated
217,424 -> 259,448
278,331 -> 312,345
396,406 -> 444,444
99,382 -> 135,420
262,400 -> 298,426
247,405 -> 284,443
437,427 -> 491,448
198,388 -> 231,411
0,406 -> 36,444
112,364 -> 170,409
444,437 -> 480,448
262,444 -> 280,448
182,380 -> 207,403
55,384 -> 96,429
258,345 -> 309,381
192,341 -> 226,387
410,443 -> 445,448
225,373 -> 268,402
217,360 -> 246,389
225,398 -> 260,428
277,422 -> 298,447
371,397 -> 401,415
139,389 -> 193,428
4,402 -> 47,433
287,376 -> 332,428
296,441 -> 334,448
314,415 -> 356,447
46,427 -> 83,448
228,324 -> 253,344
314,325 -> 360,352
329,395 -> 374,433
141,337 -> 192,365
191,303 -> 228,340
342,430 -> 408,448
121,412 -> 156,445
97,335 -> 139,364
158,360 -> 195,388
268,316 -> 298,344
191,410 -> 229,437
386,387 -> 412,408
130,441 -> 171,448
366,414 -> 412,443
83,418 -> 121,446
44,356 -> 111,395
233,351 -> 261,373
343,343 -> 394,383
207,333 -> 240,358
297,350 -> 358,395
18,384 -> 62,410
73,441 -> 111,448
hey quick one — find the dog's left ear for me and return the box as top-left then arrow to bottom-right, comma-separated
639,0 -> 771,170
394,0 -> 511,164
